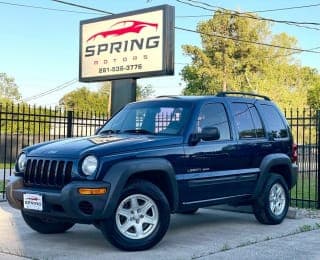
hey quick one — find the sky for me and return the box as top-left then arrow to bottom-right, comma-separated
0,0 -> 320,106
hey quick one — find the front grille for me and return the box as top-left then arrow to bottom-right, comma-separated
24,159 -> 73,189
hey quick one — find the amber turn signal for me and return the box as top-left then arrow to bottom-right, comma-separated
78,188 -> 107,195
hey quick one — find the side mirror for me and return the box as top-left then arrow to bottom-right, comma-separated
188,127 -> 220,146
201,127 -> 220,141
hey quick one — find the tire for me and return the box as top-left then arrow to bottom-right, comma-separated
178,208 -> 199,214
252,173 -> 289,225
93,221 -> 101,230
21,211 -> 75,234
100,180 -> 170,251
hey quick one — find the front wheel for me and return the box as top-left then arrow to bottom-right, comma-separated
21,211 -> 75,234
253,173 -> 289,225
100,180 -> 170,251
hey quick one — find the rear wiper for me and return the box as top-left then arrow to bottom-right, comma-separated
99,129 -> 120,135
123,129 -> 154,135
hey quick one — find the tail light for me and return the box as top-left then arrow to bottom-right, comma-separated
292,143 -> 298,163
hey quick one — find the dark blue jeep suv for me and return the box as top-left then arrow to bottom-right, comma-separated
7,92 -> 298,251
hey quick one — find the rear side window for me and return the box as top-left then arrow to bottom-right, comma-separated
230,103 -> 265,139
260,105 -> 288,138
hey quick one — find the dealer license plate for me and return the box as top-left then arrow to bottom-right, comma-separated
23,194 -> 43,211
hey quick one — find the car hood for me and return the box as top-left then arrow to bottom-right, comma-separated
26,134 -> 183,158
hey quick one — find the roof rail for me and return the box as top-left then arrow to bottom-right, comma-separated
156,95 -> 180,99
216,92 -> 271,101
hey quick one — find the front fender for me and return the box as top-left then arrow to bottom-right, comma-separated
101,158 -> 178,218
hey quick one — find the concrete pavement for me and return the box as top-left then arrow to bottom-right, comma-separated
0,202 -> 319,260
209,229 -> 320,260
0,169 -> 14,180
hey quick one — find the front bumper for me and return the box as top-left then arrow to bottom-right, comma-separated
6,176 -> 110,223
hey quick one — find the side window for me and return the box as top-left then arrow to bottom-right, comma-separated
260,105 -> 288,138
230,103 -> 265,139
197,103 -> 231,140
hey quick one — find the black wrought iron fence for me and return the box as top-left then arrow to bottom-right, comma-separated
284,109 -> 320,208
1,103 -> 319,209
0,103 -> 108,200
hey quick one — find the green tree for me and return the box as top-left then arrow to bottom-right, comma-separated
59,82 -> 154,114
307,81 -> 320,110
59,86 -> 110,115
181,11 -> 319,109
0,73 -> 21,104
137,84 -> 155,100
182,11 -> 272,94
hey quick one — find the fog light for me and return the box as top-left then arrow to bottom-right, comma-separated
78,188 -> 107,195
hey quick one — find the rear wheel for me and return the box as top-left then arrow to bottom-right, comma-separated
100,180 -> 170,251
21,211 -> 74,234
253,173 -> 289,225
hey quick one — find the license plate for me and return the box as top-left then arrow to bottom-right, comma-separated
23,194 -> 43,211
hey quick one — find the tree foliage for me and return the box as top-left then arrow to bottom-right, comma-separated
0,73 -> 21,105
59,83 -> 110,115
307,82 -> 320,110
181,11 -> 320,109
59,82 -> 154,114
137,84 -> 155,100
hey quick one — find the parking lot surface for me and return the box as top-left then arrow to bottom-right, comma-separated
0,202 -> 319,260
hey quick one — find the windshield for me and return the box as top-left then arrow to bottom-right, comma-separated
98,100 -> 192,136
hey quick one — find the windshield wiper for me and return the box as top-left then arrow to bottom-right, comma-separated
99,129 -> 120,135
123,129 -> 154,135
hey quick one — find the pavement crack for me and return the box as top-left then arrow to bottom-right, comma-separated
192,222 -> 320,259
0,248 -> 40,260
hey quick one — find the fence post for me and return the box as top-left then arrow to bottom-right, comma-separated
67,111 -> 73,138
317,110 -> 320,209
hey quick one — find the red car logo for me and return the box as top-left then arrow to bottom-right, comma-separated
87,20 -> 158,42
29,197 -> 40,202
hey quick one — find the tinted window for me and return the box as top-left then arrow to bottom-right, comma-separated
196,103 -> 231,140
260,105 -> 288,138
99,101 -> 192,136
231,103 -> 265,139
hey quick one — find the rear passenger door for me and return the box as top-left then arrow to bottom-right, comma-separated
230,102 -> 272,188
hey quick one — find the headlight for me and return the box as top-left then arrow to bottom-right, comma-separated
81,155 -> 98,176
17,153 -> 27,172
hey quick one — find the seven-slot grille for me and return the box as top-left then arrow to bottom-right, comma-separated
24,159 -> 73,189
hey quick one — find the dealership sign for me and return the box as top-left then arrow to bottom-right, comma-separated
79,5 -> 174,82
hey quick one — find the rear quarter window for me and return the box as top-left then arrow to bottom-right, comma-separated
230,103 -> 265,139
260,104 -> 288,139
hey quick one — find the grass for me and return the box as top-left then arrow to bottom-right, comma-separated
0,163 -> 14,169
298,225 -> 313,232
290,175 -> 318,208
221,243 -> 230,251
0,180 -> 7,193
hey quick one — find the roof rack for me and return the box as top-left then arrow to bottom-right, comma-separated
156,95 -> 180,99
216,92 -> 271,101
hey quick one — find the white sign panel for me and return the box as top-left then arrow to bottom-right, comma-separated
79,5 -> 174,82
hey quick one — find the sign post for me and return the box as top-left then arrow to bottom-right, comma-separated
79,5 -> 174,115
111,79 -> 136,115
